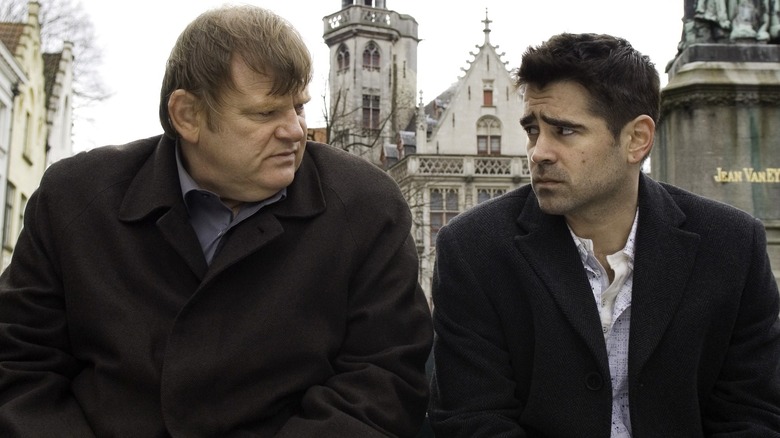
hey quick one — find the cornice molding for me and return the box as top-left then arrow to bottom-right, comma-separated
661,83 -> 780,114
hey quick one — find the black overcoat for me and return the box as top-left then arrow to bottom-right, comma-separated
0,135 -> 433,437
430,174 -> 780,437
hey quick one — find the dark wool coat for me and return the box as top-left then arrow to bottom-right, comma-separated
429,174 -> 780,437
0,135 -> 433,437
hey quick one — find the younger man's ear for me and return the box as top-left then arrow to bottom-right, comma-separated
168,89 -> 201,144
625,115 -> 655,165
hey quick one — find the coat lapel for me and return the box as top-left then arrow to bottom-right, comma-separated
118,136 -> 208,279
629,175 -> 700,374
514,193 -> 609,368
202,149 -> 326,284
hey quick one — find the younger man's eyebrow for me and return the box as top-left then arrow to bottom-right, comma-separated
539,114 -> 585,130
520,113 -> 584,131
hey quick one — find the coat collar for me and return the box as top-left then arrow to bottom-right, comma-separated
118,135 -> 183,222
117,136 -> 208,278
513,174 -> 701,374
117,136 -> 327,280
118,137 -> 326,222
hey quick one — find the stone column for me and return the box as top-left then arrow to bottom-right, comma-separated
653,43 -> 780,282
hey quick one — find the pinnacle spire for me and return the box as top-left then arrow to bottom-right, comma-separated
482,8 -> 492,45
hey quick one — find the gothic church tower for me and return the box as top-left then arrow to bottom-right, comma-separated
323,1 -> 419,166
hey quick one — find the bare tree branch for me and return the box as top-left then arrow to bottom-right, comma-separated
0,0 -> 110,107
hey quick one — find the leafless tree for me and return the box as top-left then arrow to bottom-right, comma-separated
0,0 -> 109,107
321,86 -> 395,157
320,60 -> 417,166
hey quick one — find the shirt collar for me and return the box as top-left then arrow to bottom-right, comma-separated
569,209 -> 639,269
174,142 -> 286,206
175,143 -> 200,198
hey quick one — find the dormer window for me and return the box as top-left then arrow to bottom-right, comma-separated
483,80 -> 494,106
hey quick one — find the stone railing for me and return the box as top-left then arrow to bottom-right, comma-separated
388,154 -> 530,182
323,6 -> 418,38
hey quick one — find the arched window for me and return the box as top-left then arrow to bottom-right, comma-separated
476,116 -> 502,155
336,44 -> 350,72
477,187 -> 507,204
362,41 -> 380,71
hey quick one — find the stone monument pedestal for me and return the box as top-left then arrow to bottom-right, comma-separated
652,44 -> 780,282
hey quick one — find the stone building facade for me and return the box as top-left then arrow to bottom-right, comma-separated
0,1 -> 74,268
323,1 -> 529,304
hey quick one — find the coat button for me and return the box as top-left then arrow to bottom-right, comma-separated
585,372 -> 603,391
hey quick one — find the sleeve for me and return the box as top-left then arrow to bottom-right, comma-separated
703,218 -> 780,435
0,186 -> 96,436
428,224 -> 528,437
275,183 -> 433,438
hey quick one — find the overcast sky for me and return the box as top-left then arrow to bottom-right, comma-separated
73,0 -> 684,152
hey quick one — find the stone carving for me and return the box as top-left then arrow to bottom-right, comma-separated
679,0 -> 780,48
729,0 -> 770,41
771,0 -> 780,39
